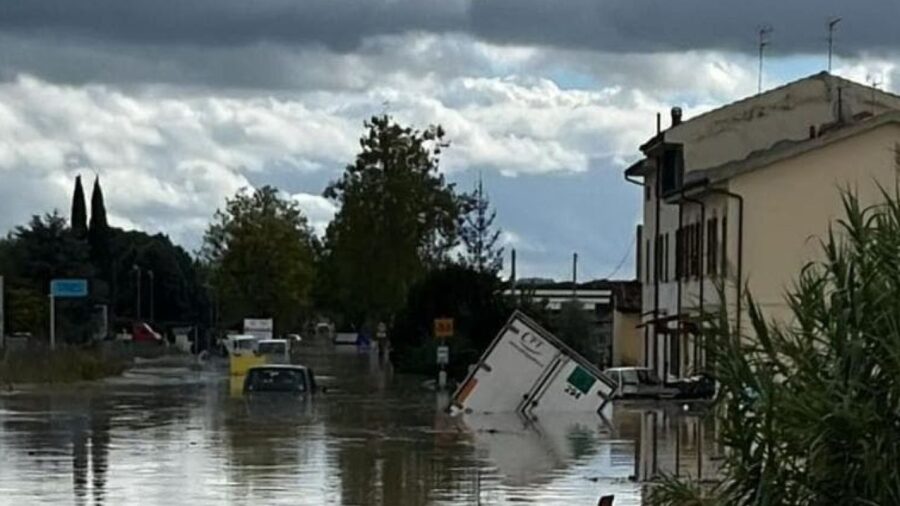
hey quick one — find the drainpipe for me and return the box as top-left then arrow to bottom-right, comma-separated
681,194 -> 706,374
625,112 -> 662,373
624,169 -> 648,367
653,116 -> 663,378
706,188 -> 744,337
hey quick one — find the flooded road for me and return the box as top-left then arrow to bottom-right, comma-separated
0,344 -> 718,505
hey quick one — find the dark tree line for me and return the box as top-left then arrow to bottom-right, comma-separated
1,116 -> 507,356
0,176 -> 209,342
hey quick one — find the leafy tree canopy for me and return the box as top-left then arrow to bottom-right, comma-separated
322,115 -> 470,324
202,185 -> 316,334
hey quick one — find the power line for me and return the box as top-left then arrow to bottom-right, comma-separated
604,233 -> 637,280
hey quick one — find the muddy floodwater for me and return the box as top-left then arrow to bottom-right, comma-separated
0,343 -> 718,505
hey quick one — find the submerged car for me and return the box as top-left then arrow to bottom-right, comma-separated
257,339 -> 291,364
604,367 -> 679,400
243,365 -> 318,395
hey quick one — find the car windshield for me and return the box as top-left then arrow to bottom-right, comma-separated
258,342 -> 286,354
232,339 -> 257,351
620,369 -> 639,385
637,369 -> 661,385
245,369 -> 306,392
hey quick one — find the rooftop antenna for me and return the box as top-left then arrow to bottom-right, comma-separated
867,72 -> 883,115
758,25 -> 773,94
827,17 -> 842,73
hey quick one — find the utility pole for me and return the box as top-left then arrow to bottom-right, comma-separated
0,276 -> 4,350
758,26 -> 773,94
510,248 -> 517,302
827,17 -> 842,73
572,252 -> 578,298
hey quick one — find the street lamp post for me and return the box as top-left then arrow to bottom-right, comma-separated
147,270 -> 155,323
133,265 -> 141,320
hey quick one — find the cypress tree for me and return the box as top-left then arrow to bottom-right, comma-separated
71,175 -> 87,238
89,176 -> 111,278
89,176 -> 108,231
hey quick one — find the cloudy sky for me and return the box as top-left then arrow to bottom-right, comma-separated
0,1 -> 897,280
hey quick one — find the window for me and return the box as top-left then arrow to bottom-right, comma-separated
660,145 -> 684,195
670,333 -> 681,377
663,233 -> 669,282
707,217 -> 719,276
686,223 -> 695,278
636,225 -> 643,281
721,216 -> 728,276
693,222 -> 703,278
653,234 -> 663,282
684,224 -> 691,278
675,227 -> 683,279
645,239 -> 651,283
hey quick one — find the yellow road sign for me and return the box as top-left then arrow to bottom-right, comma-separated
434,318 -> 454,338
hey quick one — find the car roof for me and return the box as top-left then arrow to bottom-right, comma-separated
247,365 -> 308,371
606,367 -> 652,372
258,339 -> 288,344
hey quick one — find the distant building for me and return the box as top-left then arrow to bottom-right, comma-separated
504,279 -> 641,368
625,72 -> 900,382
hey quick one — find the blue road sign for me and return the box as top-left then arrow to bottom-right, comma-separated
50,279 -> 88,298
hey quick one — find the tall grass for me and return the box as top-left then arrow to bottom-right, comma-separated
0,347 -> 127,384
650,190 -> 900,505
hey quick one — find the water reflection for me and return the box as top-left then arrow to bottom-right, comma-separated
72,398 -> 110,505
0,345 -> 720,505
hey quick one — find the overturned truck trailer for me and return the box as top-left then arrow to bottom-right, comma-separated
451,311 -> 616,417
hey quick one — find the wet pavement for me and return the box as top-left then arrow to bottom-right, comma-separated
0,343 -> 718,505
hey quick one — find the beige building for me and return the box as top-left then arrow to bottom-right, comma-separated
625,72 -> 900,381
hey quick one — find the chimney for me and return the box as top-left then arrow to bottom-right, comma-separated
671,106 -> 683,127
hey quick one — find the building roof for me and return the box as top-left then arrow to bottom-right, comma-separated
683,110 -> 900,188
626,72 -> 900,180
658,72 -> 900,142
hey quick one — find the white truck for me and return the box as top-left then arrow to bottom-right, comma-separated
451,311 -> 616,417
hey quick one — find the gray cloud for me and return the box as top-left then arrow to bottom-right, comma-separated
1,0 -> 898,59
0,0 -> 467,51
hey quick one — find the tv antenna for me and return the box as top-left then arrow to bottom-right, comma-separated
758,25 -> 773,94
827,17 -> 842,73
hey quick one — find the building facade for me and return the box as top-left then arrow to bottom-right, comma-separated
625,72 -> 900,382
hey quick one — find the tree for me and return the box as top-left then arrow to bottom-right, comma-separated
89,176 -> 108,231
459,174 -> 503,274
107,229 -> 208,326
2,212 -> 96,341
8,212 -> 93,290
201,186 -> 316,333
71,175 -> 87,239
649,191 -> 900,505
89,176 -> 111,274
323,115 -> 469,324
391,264 -> 514,378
